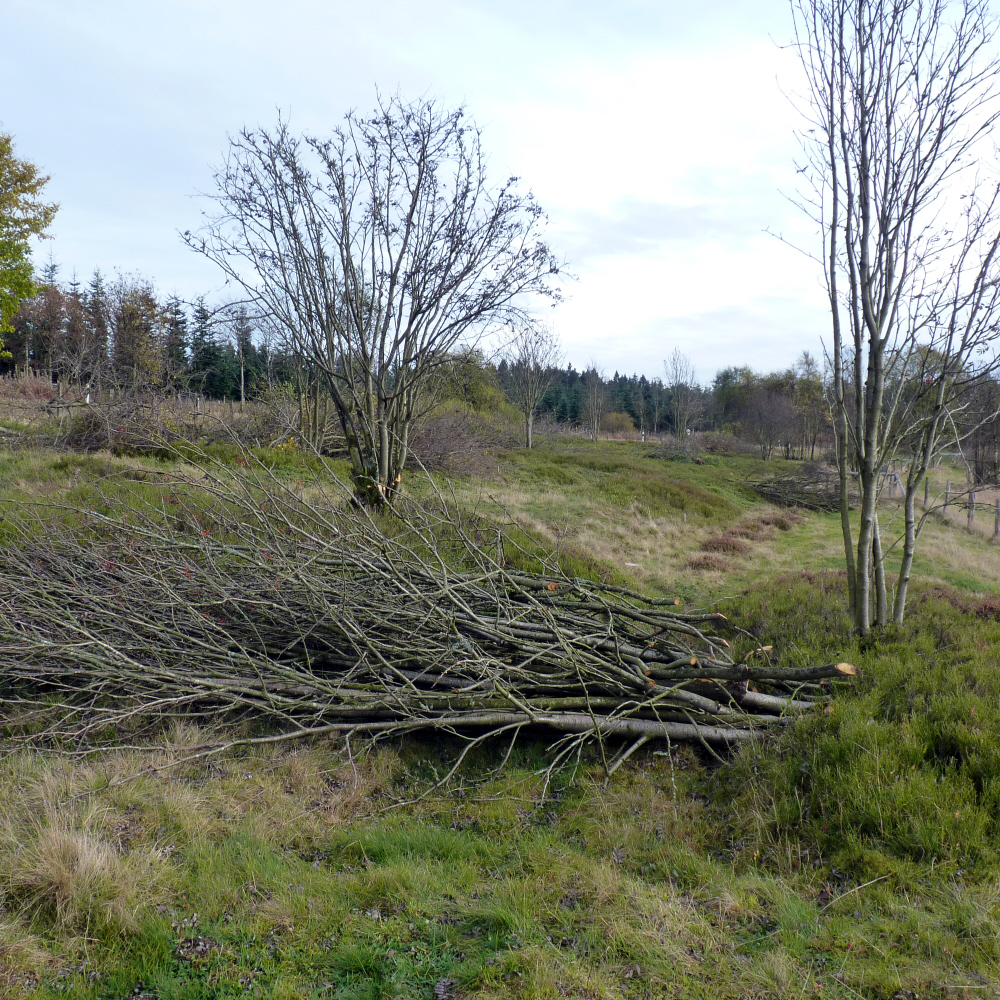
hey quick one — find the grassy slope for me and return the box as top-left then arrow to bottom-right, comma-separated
3,440 -> 1000,998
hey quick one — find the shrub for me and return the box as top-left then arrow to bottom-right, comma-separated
687,553 -> 736,572
407,401 -> 520,474
700,535 -> 751,555
974,596 -> 1000,620
600,412 -> 635,434
701,431 -> 758,455
0,375 -> 56,401
728,519 -> 776,541
758,510 -> 805,531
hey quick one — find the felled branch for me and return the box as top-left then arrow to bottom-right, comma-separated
0,463 -> 854,755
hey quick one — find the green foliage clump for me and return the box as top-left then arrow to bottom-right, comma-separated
0,131 -> 57,345
715,573 -> 1000,885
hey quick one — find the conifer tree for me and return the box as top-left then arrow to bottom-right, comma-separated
84,270 -> 110,381
163,295 -> 190,375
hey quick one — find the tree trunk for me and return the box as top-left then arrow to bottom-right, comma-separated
872,510 -> 887,627
854,475 -> 876,634
895,480 -> 918,623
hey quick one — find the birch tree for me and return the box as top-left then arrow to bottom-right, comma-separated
582,365 -> 607,441
665,348 -> 700,438
501,322 -> 562,448
0,132 -> 57,359
791,0 -> 1000,632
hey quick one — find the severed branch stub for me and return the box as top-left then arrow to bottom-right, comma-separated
0,467 -> 856,760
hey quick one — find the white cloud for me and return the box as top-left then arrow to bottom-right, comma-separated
3,0 -> 828,377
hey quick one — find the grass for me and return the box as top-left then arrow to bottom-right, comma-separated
4,439 -> 1000,996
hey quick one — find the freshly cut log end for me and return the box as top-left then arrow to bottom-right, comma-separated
835,662 -> 858,676
742,644 -> 775,664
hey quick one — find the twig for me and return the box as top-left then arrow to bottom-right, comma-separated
820,874 -> 890,912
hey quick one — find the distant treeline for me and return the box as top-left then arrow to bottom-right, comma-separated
10,267 -> 1000,478
3,268 -> 293,401
4,269 -> 831,458
498,355 -> 1000,476
498,354 -> 830,460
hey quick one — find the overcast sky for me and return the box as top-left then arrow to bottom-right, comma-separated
3,0 -> 830,383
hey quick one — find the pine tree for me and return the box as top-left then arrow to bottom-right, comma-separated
163,295 -> 190,375
189,298 -> 240,399
84,270 -> 109,383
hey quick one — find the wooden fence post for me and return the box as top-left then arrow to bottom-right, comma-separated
969,490 -> 976,528
924,476 -> 929,509
946,481 -> 951,507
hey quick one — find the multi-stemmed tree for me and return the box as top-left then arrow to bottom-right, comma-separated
664,348 -> 700,439
500,322 -> 562,448
791,0 -> 1000,631
187,95 -> 562,506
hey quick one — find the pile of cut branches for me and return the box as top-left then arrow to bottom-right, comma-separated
749,469 -> 852,512
0,464 -> 855,761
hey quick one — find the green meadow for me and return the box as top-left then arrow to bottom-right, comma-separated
3,438 -> 1000,999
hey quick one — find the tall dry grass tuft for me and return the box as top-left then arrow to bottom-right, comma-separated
746,948 -> 806,998
0,921 -> 48,988
5,825 -> 158,932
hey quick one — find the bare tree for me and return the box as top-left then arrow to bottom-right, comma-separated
582,364 -> 607,441
793,351 -> 827,459
222,303 -> 254,409
186,95 -> 562,506
791,0 -> 1000,631
665,348 -> 700,438
740,389 -> 799,460
500,322 -> 562,448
